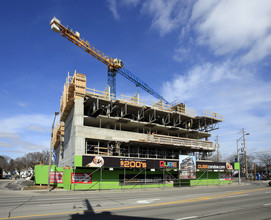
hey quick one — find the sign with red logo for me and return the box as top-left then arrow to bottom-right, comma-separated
220,173 -> 232,181
50,172 -> 63,183
71,173 -> 92,184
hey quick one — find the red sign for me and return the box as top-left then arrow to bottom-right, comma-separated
220,173 -> 232,181
71,173 -> 92,184
50,172 -> 63,183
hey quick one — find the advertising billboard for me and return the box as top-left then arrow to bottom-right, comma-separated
179,155 -> 196,179
197,162 -> 233,171
85,156 -> 104,168
82,155 -> 178,169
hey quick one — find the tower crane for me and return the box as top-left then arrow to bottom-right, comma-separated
50,17 -> 169,104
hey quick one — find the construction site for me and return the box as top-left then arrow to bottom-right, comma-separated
34,18 -> 231,190
53,71 -> 222,164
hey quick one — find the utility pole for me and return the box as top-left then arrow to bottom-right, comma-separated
242,128 -> 248,180
47,112 -> 59,192
216,135 -> 219,162
236,139 -> 241,184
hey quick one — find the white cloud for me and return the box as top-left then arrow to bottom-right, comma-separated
107,0 -> 140,20
27,125 -> 48,133
141,0 -> 193,36
108,0 -> 271,157
107,0 -> 193,36
106,0 -> 271,158
0,133 -> 20,139
107,0 -> 120,20
191,0 -> 271,61
162,62 -> 271,156
0,114 -> 51,134
17,102 -> 26,107
121,0 -> 140,7
0,141 -> 11,148
242,34 -> 271,63
173,47 -> 191,63
0,114 -> 53,158
162,62 -> 239,101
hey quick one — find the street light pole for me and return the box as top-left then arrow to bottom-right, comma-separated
47,112 -> 59,192
243,128 -> 248,180
216,135 -> 219,162
236,130 -> 249,183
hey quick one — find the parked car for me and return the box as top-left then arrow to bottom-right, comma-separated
5,174 -> 12,179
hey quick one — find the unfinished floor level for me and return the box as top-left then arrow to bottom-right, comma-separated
53,71 -> 223,167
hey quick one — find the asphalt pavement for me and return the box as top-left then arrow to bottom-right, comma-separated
0,180 -> 270,220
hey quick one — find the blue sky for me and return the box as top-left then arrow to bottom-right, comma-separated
1,0 -> 270,160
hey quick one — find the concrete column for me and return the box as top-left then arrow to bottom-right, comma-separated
73,98 -> 84,126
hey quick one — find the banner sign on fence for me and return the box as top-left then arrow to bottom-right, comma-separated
119,173 -> 177,185
82,156 -> 178,169
197,162 -> 233,171
50,172 -> 63,183
219,173 -> 232,181
71,173 -> 92,184
179,155 -> 196,179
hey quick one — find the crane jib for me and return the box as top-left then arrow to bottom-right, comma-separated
50,17 -> 169,104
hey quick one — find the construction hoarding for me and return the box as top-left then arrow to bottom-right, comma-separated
82,155 -> 178,169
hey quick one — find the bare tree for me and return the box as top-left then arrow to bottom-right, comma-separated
210,152 -> 224,162
226,154 -> 236,164
41,150 -> 50,165
256,152 -> 271,177
0,155 -> 11,172
25,152 -> 43,169
14,157 -> 26,175
7,159 -> 16,173
238,153 -> 254,175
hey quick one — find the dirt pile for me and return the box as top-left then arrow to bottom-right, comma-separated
6,179 -> 34,190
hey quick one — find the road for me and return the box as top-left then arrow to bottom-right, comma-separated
0,180 -> 270,220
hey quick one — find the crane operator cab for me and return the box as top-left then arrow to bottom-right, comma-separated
113,58 -> 124,69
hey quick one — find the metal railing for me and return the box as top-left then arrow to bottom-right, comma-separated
202,110 -> 224,121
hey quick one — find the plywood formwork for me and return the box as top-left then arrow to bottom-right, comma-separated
52,122 -> 65,149
60,70 -> 86,122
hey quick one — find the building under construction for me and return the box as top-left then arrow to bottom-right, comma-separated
53,71 -> 223,167
35,18 -> 230,190
44,70 -> 227,190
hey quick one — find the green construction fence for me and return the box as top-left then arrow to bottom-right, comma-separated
35,165 -> 232,190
